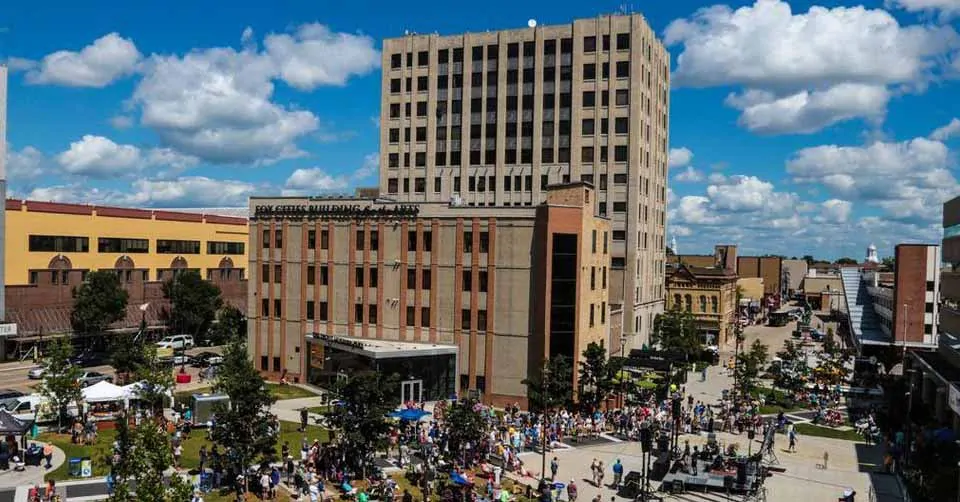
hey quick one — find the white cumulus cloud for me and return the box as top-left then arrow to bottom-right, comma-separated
931,117 -> 960,140
674,166 -> 704,182
24,33 -> 141,87
55,135 -> 199,178
665,0 -> 959,134
887,0 -> 960,19
668,147 -> 694,168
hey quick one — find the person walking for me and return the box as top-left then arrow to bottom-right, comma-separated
612,459 -> 623,489
701,365 -> 707,382
567,480 -> 578,502
550,456 -> 559,481
788,428 -> 798,453
596,461 -> 605,487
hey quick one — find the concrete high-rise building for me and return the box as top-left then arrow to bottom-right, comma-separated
379,15 -> 671,350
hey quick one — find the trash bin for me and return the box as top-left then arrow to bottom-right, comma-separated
68,458 -> 82,477
80,457 -> 92,477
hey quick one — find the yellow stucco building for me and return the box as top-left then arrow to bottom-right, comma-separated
5,200 -> 249,286
665,263 -> 739,347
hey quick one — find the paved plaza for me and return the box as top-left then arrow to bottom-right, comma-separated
506,320 -> 904,502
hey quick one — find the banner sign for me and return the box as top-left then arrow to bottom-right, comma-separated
252,204 -> 420,221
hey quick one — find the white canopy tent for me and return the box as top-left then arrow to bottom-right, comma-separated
82,381 -> 127,403
122,381 -> 174,409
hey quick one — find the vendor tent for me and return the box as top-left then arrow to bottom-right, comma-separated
82,381 -> 127,403
0,408 -> 32,435
122,381 -> 173,408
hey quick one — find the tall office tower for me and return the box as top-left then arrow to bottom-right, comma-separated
380,15 -> 671,348
0,66 -> 7,321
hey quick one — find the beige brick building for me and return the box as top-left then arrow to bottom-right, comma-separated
248,183 -> 610,407
379,14 -> 670,351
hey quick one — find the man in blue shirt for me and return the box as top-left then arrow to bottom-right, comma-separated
612,459 -> 624,488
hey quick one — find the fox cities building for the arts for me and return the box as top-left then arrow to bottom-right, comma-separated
248,183 -> 612,407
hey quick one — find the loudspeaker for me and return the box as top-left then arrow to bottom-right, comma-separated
736,462 -> 747,485
671,399 -> 681,417
747,430 -> 756,440
640,428 -> 652,452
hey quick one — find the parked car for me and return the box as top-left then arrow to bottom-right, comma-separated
191,352 -> 223,367
156,335 -> 195,351
76,371 -> 113,387
27,367 -> 46,380
0,389 -> 25,401
69,349 -> 108,367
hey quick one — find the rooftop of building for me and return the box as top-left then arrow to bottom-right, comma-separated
667,262 -> 737,279
5,199 -> 248,225
308,334 -> 457,359
383,13 -> 651,41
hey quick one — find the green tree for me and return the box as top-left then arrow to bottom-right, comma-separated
39,338 -> 83,431
323,372 -> 397,477
652,307 -> 702,362
211,340 -> 278,473
802,255 -> 815,265
207,305 -> 247,345
836,257 -> 858,265
882,256 -> 895,270
162,270 -> 223,340
444,398 -> 486,463
578,342 -> 614,411
735,340 -> 768,395
522,355 -> 573,413
773,341 -> 806,393
109,333 -> 146,384
71,270 -> 129,344
108,416 -> 193,501
133,345 -> 175,415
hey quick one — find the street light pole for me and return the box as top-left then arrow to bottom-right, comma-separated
540,361 -> 549,482
620,334 -> 627,409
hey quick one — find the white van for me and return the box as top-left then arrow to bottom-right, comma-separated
1,394 -> 79,423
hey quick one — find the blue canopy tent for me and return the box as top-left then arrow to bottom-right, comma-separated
389,409 -> 432,421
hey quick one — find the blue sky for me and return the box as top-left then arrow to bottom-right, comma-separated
2,0 -> 959,260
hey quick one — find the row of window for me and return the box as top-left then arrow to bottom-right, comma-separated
261,297 -> 441,329
27,235 -> 245,255
266,265 -> 492,292
389,34 -> 635,71
388,59 -> 631,95
387,142 -> 633,169
588,301 -> 608,327
264,229 -> 490,253
29,267 -> 244,285
673,294 -> 721,314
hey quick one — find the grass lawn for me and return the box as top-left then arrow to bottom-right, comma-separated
206,491 -> 293,502
794,423 -> 862,442
175,384 -> 317,406
40,421 -> 329,481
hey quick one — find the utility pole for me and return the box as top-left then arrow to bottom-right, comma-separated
540,360 -> 549,482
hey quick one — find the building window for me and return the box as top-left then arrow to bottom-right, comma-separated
613,230 -> 626,241
407,268 -> 417,289
407,306 -> 416,327
29,235 -> 89,253
261,264 -> 269,283
926,281 -> 935,292
157,239 -> 201,254
615,117 -> 628,134
591,267 -> 596,290
462,270 -> 473,292
307,230 -> 316,249
262,230 -> 270,249
616,61 -> 629,78
29,271 -> 38,285
423,231 -> 433,252
422,269 -> 432,290
369,267 -> 379,288
320,266 -> 329,285
356,230 -> 365,251
421,307 -> 431,328
477,310 -> 487,331
391,53 -> 401,68
464,232 -> 474,253
602,267 -> 607,288
479,232 -> 489,253
583,91 -> 595,107
355,267 -> 365,287
684,294 -> 692,312
584,35 -> 596,53
368,305 -> 378,324
673,294 -> 681,307
98,238 -> 149,254
260,356 -> 268,371
274,230 -> 283,248
711,296 -> 718,313
261,298 -> 269,317
590,304 -> 595,327
461,309 -> 471,330
583,63 -> 596,80
601,302 -> 606,324
612,257 -> 626,269
582,119 -> 595,136
207,241 -> 245,255
591,230 -> 597,253
307,265 -> 315,285
408,231 -> 418,252
614,145 -> 628,162
319,301 -> 328,321
604,232 -> 609,254
616,33 -> 630,50
699,295 -> 707,312
307,301 -> 315,320
355,304 -> 364,323
320,230 -> 329,250
274,299 -> 282,318
479,270 -> 488,293
274,265 -> 282,284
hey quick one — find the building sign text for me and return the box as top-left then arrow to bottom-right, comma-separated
253,204 -> 420,221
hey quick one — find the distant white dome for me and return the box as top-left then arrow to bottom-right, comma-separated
865,243 -> 880,264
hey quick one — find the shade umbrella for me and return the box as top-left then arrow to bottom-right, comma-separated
389,409 -> 432,421
451,472 -> 471,485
